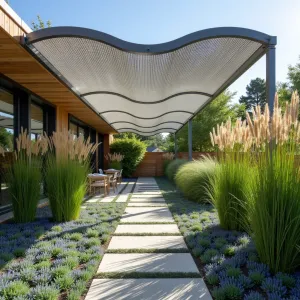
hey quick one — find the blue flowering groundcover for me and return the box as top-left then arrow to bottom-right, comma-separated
156,177 -> 300,300
0,203 -> 126,299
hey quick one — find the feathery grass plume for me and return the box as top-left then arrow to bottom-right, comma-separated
175,156 -> 217,203
104,153 -> 124,162
45,130 -> 99,222
104,153 -> 124,169
250,91 -> 300,273
210,91 -> 300,272
6,128 -> 48,223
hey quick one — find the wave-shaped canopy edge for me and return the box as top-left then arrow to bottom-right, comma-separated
26,26 -> 276,135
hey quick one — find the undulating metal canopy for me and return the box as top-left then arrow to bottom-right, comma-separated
25,27 -> 276,136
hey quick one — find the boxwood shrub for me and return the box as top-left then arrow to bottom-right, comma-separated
110,138 -> 146,177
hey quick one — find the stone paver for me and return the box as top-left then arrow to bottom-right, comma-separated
87,177 -> 212,300
108,236 -> 187,250
116,182 -> 134,202
114,224 -> 180,234
86,278 -> 211,300
130,198 -> 165,202
127,203 -> 167,207
98,253 -> 199,273
120,207 -> 174,223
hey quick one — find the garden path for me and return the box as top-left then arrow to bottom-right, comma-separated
85,177 -> 212,299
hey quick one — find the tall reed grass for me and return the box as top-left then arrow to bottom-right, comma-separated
45,130 -> 98,222
210,91 -> 300,273
175,156 -> 216,203
6,128 -> 48,222
208,153 -> 256,231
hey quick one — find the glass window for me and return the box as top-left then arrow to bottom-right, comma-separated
31,103 -> 43,140
0,89 -> 14,207
78,126 -> 85,137
69,122 -> 77,139
0,88 -> 14,151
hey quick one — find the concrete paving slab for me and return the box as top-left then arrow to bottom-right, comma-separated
98,253 -> 199,273
86,278 -> 212,300
121,207 -> 174,223
132,194 -> 163,198
127,203 -> 167,207
114,224 -> 180,234
108,236 -> 187,250
130,198 -> 165,202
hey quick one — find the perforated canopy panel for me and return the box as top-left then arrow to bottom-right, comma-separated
26,27 -> 276,136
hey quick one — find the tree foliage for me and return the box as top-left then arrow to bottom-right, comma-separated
31,15 -> 51,31
239,78 -> 266,111
175,91 -> 243,152
0,128 -> 13,151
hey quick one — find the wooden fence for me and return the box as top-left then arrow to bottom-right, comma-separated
133,152 -> 216,177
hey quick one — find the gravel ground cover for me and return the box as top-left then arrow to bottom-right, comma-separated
0,202 -> 126,299
156,177 -> 300,300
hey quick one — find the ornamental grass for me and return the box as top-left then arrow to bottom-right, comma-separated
210,91 -> 300,273
104,152 -> 124,169
175,156 -> 216,204
45,130 -> 98,222
6,128 -> 48,222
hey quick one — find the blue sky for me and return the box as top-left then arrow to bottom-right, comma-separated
9,0 -> 300,102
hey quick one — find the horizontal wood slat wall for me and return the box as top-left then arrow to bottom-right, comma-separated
133,152 -> 164,177
133,152 -> 218,177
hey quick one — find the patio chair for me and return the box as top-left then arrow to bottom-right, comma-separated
88,174 -> 108,196
109,171 -> 118,193
117,169 -> 123,184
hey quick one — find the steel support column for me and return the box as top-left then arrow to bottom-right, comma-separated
174,133 -> 178,158
266,45 -> 276,116
188,119 -> 192,161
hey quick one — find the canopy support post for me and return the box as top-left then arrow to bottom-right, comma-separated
188,120 -> 192,161
266,44 -> 276,116
174,133 -> 178,159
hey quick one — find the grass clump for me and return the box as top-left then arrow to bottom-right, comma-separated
175,157 -> 217,203
165,159 -> 187,182
1,280 -> 30,299
45,130 -> 98,222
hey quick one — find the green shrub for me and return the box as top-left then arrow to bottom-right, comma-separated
110,138 -> 146,177
165,159 -> 187,182
46,156 -> 89,222
208,153 -> 256,231
175,157 -> 216,203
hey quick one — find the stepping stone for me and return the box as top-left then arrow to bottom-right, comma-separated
115,224 -> 180,234
130,198 -> 165,203
121,207 -> 174,223
132,195 -> 163,198
86,278 -> 212,300
98,253 -> 199,273
127,203 -> 167,207
108,236 -> 187,250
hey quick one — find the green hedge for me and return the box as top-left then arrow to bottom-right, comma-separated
110,138 -> 146,177
175,157 -> 217,203
165,159 -> 187,182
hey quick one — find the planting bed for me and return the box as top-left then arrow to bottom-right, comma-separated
0,202 -> 126,299
156,177 -> 300,300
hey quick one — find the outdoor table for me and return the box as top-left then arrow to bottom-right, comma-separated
87,174 -> 112,196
